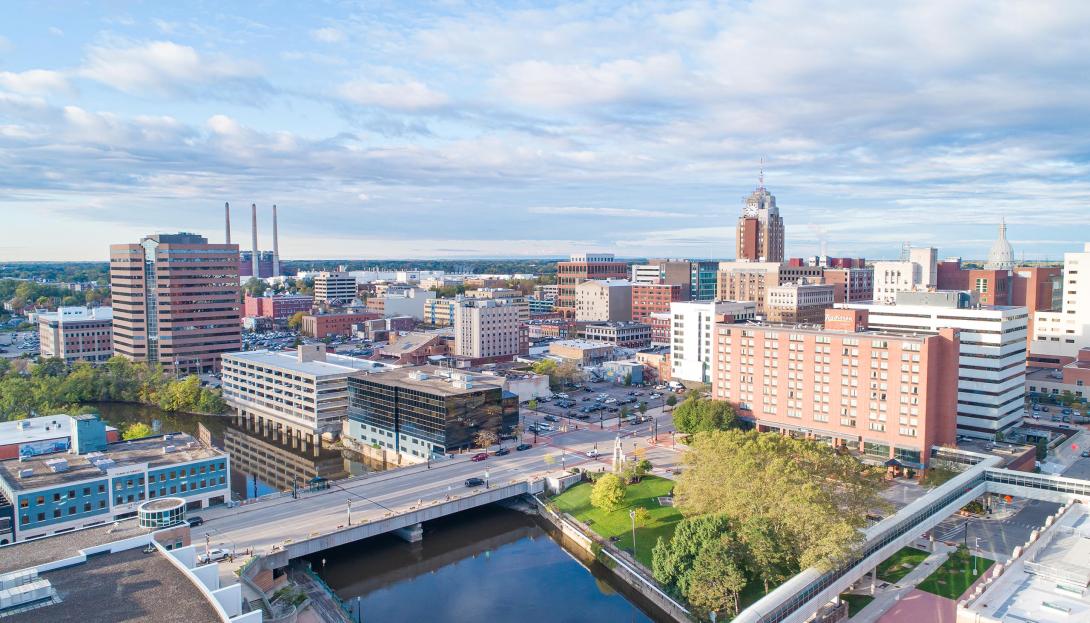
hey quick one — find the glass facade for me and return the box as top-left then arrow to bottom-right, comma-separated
690,261 -> 719,302
138,498 -> 186,528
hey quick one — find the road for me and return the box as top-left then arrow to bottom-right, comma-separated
193,406 -> 682,558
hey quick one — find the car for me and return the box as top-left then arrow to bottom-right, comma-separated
537,423 -> 554,431
199,548 -> 230,564
604,397 -> 618,404
187,516 -> 205,527
1062,408 -> 1073,415
465,477 -> 485,487
1032,414 -> 1041,420
1042,406 -> 1050,412
586,449 -> 599,458
573,412 -> 591,420
649,393 -> 662,399
1082,451 -> 1090,458
499,433 -> 517,441
493,448 -> 510,456
607,407 -> 619,413
581,396 -> 591,401
556,393 -> 569,399
471,453 -> 488,462
516,443 -> 532,451
544,414 -> 560,422
634,390 -> 644,396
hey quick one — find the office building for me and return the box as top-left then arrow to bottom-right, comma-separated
689,260 -> 720,302
0,415 -> 120,461
582,322 -> 652,349
243,294 -> 313,322
574,279 -> 632,322
631,283 -> 684,323
824,267 -> 874,303
368,286 -> 435,320
671,300 -> 757,384
313,271 -> 358,305
846,292 -> 1028,438
110,233 -> 241,373
712,308 -> 960,472
556,253 -> 629,317
376,331 -> 450,365
344,366 -> 519,461
872,247 -> 938,304
453,298 -> 525,361
1025,347 -> 1090,401
533,284 -> 559,301
736,179 -> 785,263
1033,243 -> 1090,362
630,264 -> 662,285
528,297 -> 555,314
0,414 -> 229,542
221,344 -> 391,443
1014,266 -> 1063,353
766,282 -> 836,324
548,339 -> 615,366
300,311 -> 381,338
648,312 -> 672,346
465,288 -> 530,323
424,298 -> 458,326
37,306 -> 114,364
715,262 -> 824,314
631,259 -> 694,298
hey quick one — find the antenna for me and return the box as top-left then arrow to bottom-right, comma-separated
758,157 -> 765,191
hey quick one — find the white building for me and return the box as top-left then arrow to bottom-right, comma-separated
630,264 -> 662,285
575,279 -> 632,322
1033,243 -> 1090,360
313,271 -> 358,304
221,344 -> 391,440
453,298 -> 524,359
670,300 -> 757,384
872,247 -> 938,304
37,306 -> 114,364
380,286 -> 436,320
846,294 -> 1028,438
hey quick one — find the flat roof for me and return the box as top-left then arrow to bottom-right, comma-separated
225,349 -> 390,376
5,547 -> 220,623
357,365 -> 506,396
0,519 -> 150,574
0,415 -> 117,447
0,433 -> 223,491
550,339 -> 615,350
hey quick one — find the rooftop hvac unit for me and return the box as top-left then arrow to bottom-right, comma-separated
16,421 -> 29,431
44,458 -> 68,473
17,468 -> 33,479
409,370 -> 430,381
162,445 -> 176,454
453,379 -> 474,389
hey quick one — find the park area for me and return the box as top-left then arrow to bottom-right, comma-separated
551,475 -> 682,569
877,546 -> 931,583
916,547 -> 993,599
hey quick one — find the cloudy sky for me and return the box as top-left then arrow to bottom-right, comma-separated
1,1 -> 1088,262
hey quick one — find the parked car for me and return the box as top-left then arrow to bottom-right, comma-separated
187,516 -> 205,527
544,414 -> 560,422
1081,451 -> 1090,458
555,393 -> 569,399
607,407 -> 619,413
499,433 -> 517,441
465,477 -> 485,487
199,548 -> 230,564
573,412 -> 590,420
516,443 -> 532,451
1042,406 -> 1050,412
586,449 -> 599,458
471,453 -> 488,462
1032,404 -> 1041,411
604,397 -> 618,404
494,447 -> 510,456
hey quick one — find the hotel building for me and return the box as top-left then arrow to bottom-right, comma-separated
671,300 -> 757,385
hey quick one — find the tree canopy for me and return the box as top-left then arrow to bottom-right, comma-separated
590,473 -> 626,513
672,397 -> 737,434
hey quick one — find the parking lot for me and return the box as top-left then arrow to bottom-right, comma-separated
0,329 -> 38,359
520,379 -> 682,435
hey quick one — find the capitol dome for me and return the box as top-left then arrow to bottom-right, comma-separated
985,219 -> 1015,270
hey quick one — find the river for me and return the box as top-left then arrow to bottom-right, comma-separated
310,504 -> 662,623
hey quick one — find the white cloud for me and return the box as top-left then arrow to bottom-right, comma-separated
48,27 -> 64,37
528,206 -> 691,218
79,40 -> 261,95
494,53 -> 689,109
0,69 -> 70,95
311,27 -> 345,43
338,79 -> 448,111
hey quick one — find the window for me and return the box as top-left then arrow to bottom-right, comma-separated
83,487 -> 90,496
53,509 -> 61,519
99,484 -> 106,493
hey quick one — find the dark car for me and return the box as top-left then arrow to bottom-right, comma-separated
573,412 -> 591,420
494,448 -> 510,456
499,433 -> 517,441
471,453 -> 488,462
516,443 -> 532,451
544,415 -> 560,422
188,516 -> 204,527
465,477 -> 485,487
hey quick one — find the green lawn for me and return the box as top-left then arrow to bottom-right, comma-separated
840,593 -> 874,617
552,475 -> 683,569
916,547 -> 993,600
876,546 -> 931,583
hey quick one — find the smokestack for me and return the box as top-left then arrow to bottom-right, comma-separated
272,204 -> 280,277
225,202 -> 231,245
251,203 -> 260,278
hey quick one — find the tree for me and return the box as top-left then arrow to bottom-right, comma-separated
1036,439 -> 1049,461
624,373 -> 632,386
687,540 -> 748,618
122,422 -> 153,440
590,473 -> 626,513
527,399 -> 538,410
638,401 -> 648,416
739,516 -> 797,595
632,506 -> 651,528
474,430 -> 498,449
666,394 -> 678,407
620,406 -> 630,420
243,277 -> 268,297
287,311 -> 306,331
672,397 -> 736,435
32,357 -> 67,378
652,514 -> 734,598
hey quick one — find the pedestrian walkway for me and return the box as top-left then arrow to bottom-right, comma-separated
848,544 -> 956,623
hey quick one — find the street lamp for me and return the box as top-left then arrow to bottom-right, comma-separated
484,471 -> 490,489
629,509 -> 637,558
973,537 -> 981,575
346,500 -> 352,526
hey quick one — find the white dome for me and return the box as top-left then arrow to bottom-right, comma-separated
985,220 -> 1014,270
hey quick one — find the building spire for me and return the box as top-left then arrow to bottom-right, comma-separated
758,156 -> 765,191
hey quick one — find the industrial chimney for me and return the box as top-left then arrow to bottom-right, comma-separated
272,204 -> 280,277
251,203 -> 260,278
225,202 -> 231,244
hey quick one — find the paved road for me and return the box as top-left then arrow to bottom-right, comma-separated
193,407 -> 682,557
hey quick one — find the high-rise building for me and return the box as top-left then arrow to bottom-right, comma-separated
1013,266 -> 1062,354
313,271 -> 358,305
689,260 -> 720,302
109,233 -> 240,373
574,279 -> 632,322
1032,243 -> 1090,363
847,291 -> 1028,439
872,247 -> 938,304
712,308 -> 960,472
631,283 -> 685,323
453,298 -> 525,361
556,253 -> 629,318
715,262 -> 824,313
37,306 -> 114,364
735,179 -> 785,263
671,300 -> 757,384
464,288 -> 530,323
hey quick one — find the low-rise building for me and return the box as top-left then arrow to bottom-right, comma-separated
824,267 -> 874,303
631,283 -> 684,323
0,415 -> 120,461
221,345 -> 391,442
423,298 -> 458,326
0,414 -> 229,542
1026,347 -> 1090,401
377,331 -> 450,365
582,321 -> 652,349
635,347 -> 671,383
301,311 -> 382,338
648,312 -> 671,346
37,306 -> 113,364
602,360 -> 644,385
548,339 -> 615,366
243,294 -> 313,322
872,247 -> 938,304
375,286 -> 436,320
766,282 -> 836,324
495,370 -> 551,402
344,366 -> 518,461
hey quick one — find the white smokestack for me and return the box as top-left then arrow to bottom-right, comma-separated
251,203 -> 260,278
225,202 -> 231,245
272,204 -> 280,277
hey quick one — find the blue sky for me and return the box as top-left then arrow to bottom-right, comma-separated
1,1 -> 1088,262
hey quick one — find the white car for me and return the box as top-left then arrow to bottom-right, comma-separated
586,449 -> 599,458
604,397 -> 618,404
199,548 -> 230,564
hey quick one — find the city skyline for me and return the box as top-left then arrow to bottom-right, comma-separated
2,1 -> 1090,261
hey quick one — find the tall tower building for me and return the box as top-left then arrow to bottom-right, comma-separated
555,253 -> 629,318
735,171 -> 785,263
110,233 -> 241,374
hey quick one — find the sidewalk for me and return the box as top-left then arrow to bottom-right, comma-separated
849,543 -> 956,623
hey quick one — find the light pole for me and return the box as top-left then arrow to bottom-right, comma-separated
484,471 -> 490,490
346,500 -> 352,526
973,537 -> 981,575
629,509 -> 637,558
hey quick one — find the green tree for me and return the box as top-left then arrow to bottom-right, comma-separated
638,401 -> 648,416
1036,439 -> 1049,461
687,539 -> 748,618
672,397 -> 736,434
122,422 -> 153,440
527,399 -> 538,410
665,394 -> 678,407
739,516 -> 798,594
243,277 -> 268,297
651,513 -> 734,598
590,473 -> 626,513
287,311 -> 306,331
32,357 -> 67,378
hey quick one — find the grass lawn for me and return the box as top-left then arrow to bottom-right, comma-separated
840,593 -> 874,617
876,546 -> 931,583
916,547 -> 993,600
552,475 -> 683,569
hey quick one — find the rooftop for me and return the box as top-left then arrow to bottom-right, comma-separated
224,348 -> 389,376
585,321 -> 651,330
36,306 -> 113,323
357,365 -> 505,396
0,519 -> 149,574
550,339 -> 615,350
0,432 -> 223,491
0,415 -> 117,448
380,331 -> 442,355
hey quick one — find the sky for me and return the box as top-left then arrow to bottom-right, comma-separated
1,1 -> 1089,262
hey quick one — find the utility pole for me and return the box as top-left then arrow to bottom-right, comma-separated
629,509 -> 637,558
346,500 -> 352,526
